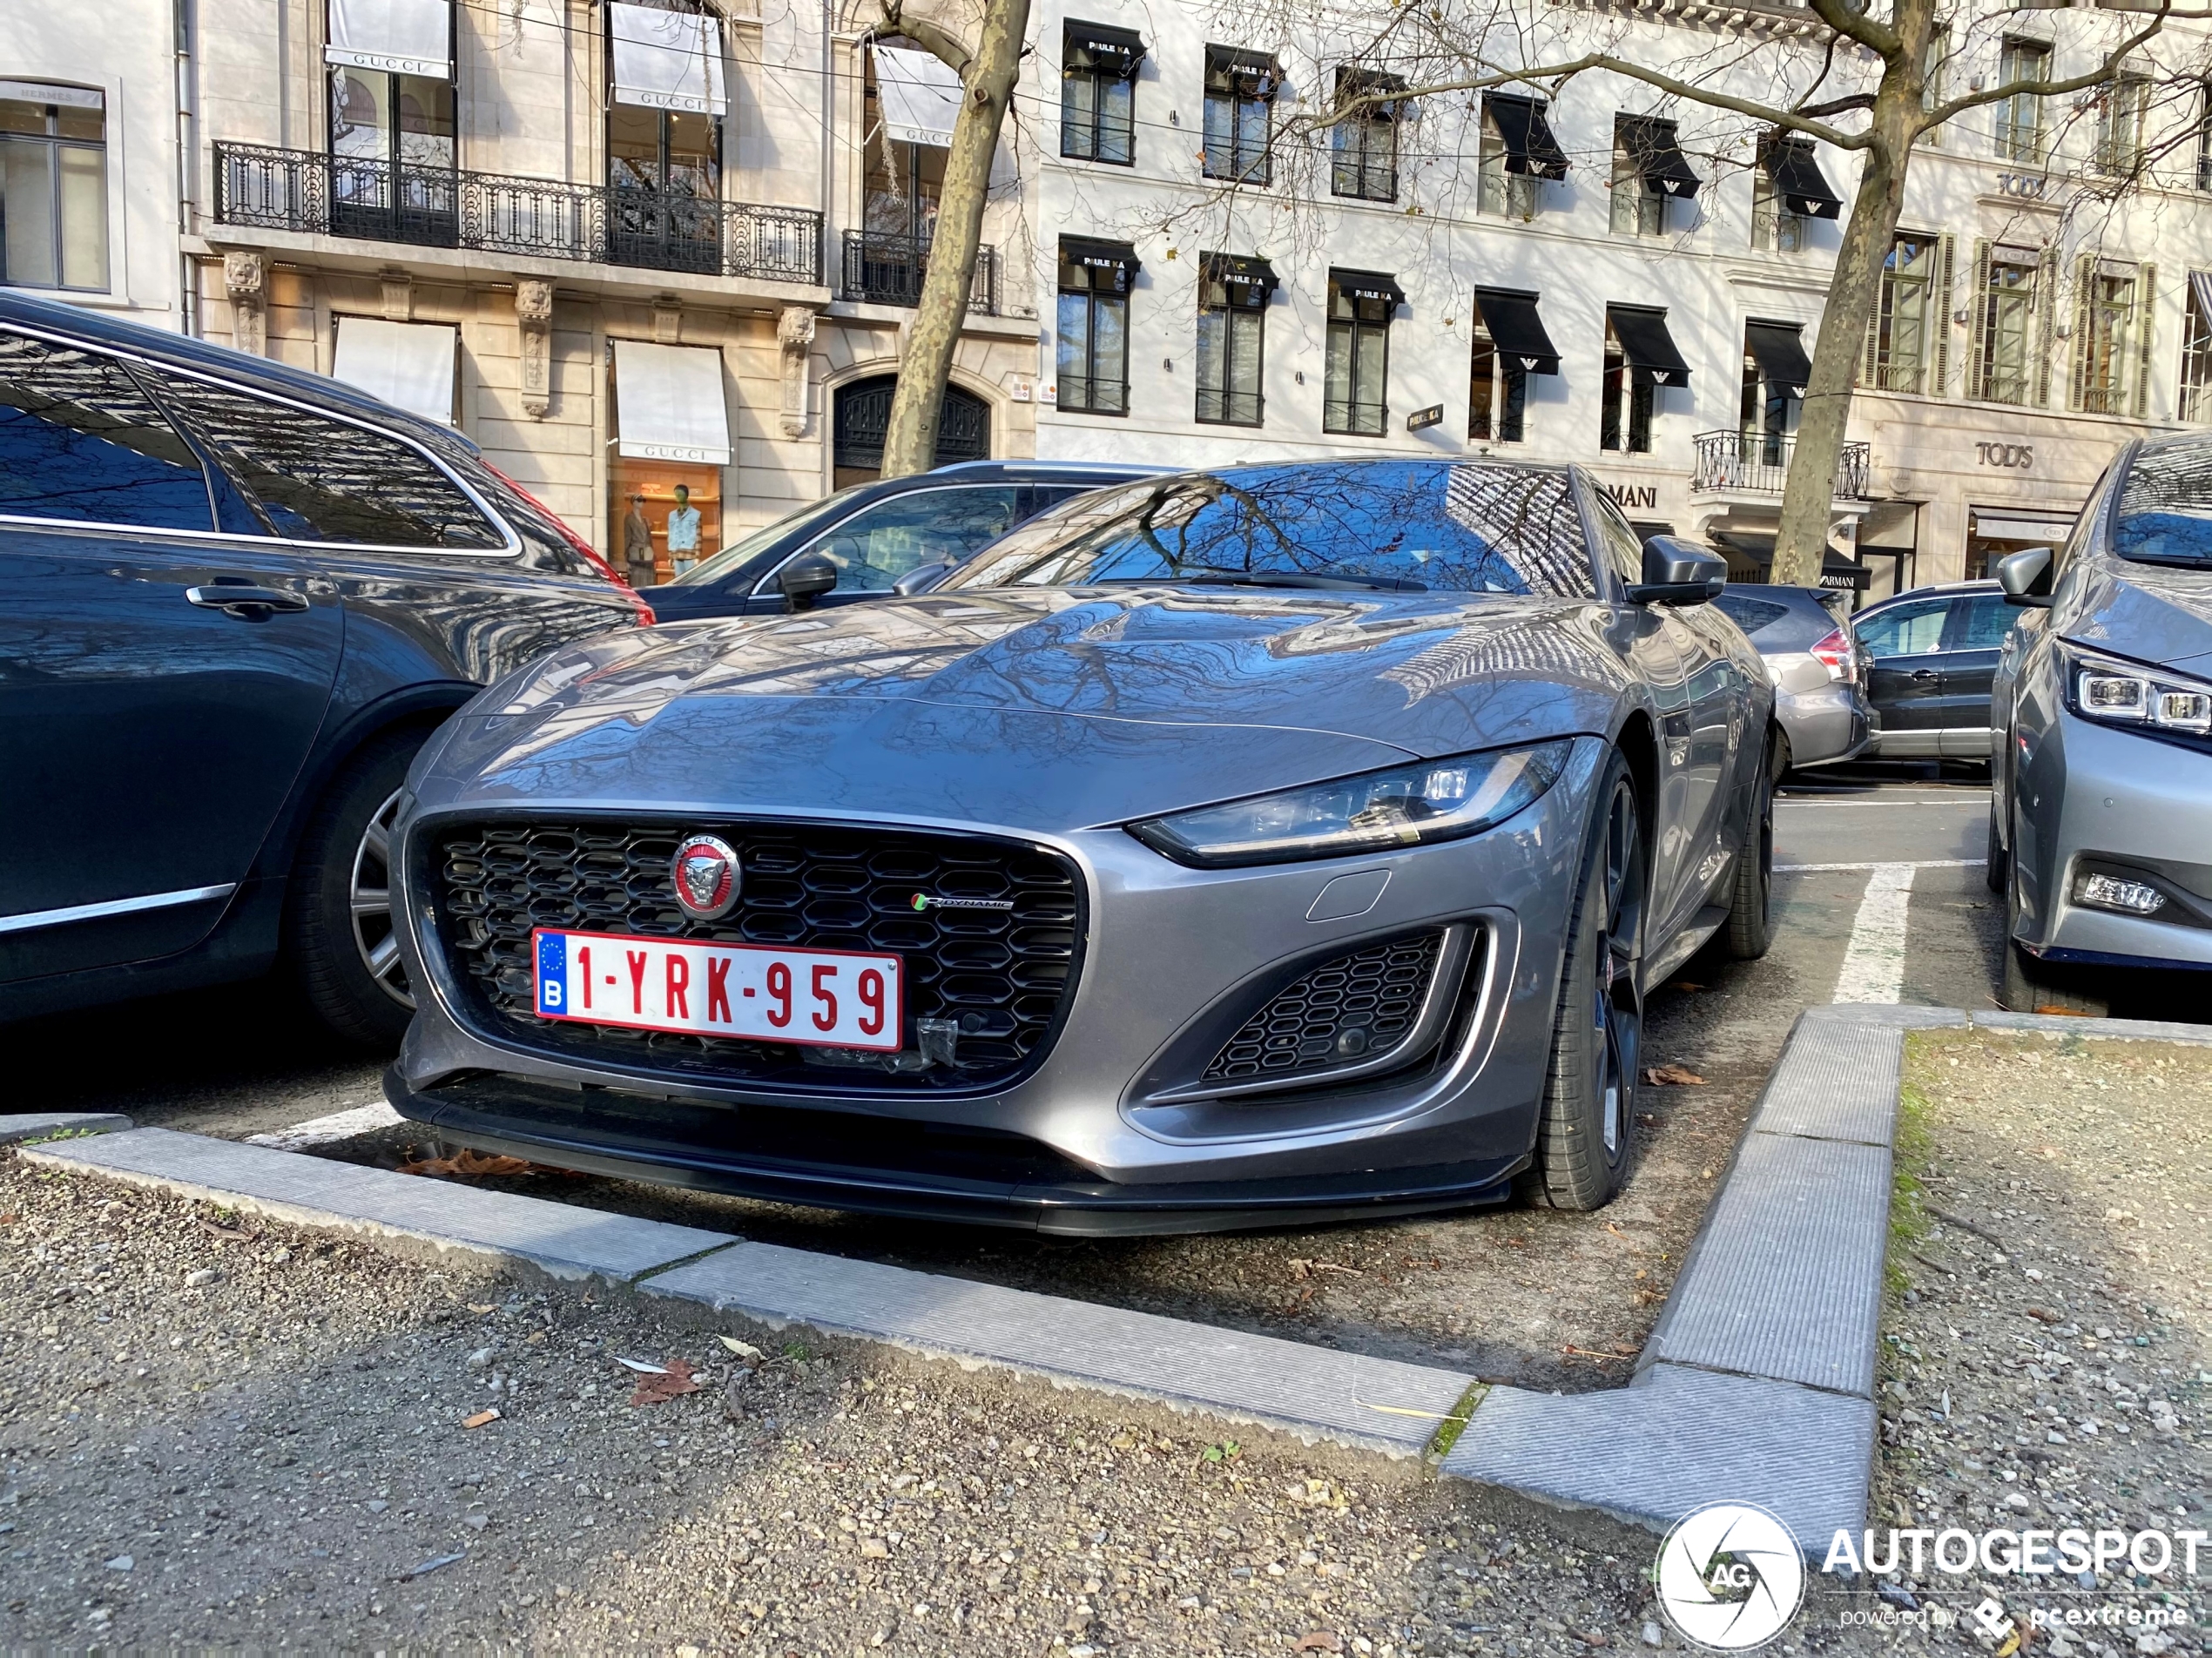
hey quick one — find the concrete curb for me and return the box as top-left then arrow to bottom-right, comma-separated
0,1112 -> 132,1146
26,1003 -> 2187,1546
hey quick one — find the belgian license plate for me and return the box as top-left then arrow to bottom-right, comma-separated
531,927 -> 902,1051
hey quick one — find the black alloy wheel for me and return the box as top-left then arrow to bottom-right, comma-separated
1526,751 -> 1646,1210
1723,731 -> 1778,960
287,728 -> 427,1047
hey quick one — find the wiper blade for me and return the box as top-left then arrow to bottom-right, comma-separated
1093,570 -> 1426,592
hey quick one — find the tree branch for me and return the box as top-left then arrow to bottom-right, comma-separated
869,0 -> 974,77
1804,0 -> 1901,62
1917,10 -> 2168,134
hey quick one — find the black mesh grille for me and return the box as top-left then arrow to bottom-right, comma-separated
1202,930 -> 1445,1082
427,819 -> 1083,1092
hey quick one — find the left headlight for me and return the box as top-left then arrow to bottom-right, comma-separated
2060,641 -> 2212,737
1128,740 -> 1573,869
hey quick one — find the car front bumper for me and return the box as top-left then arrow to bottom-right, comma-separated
2013,705 -> 2212,970
385,738 -> 1608,1232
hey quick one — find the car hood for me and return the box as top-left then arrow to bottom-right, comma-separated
2070,556 -> 2212,671
417,587 -> 1627,831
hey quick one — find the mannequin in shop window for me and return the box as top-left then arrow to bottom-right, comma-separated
666,483 -> 702,575
623,493 -> 656,587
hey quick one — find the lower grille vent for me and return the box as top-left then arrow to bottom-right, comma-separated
1203,929 -> 1447,1083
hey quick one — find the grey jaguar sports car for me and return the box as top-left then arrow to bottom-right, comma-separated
384,461 -> 1777,1234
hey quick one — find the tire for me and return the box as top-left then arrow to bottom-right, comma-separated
287,728 -> 425,1047
1722,731 -> 1778,960
1998,845 -> 2108,1017
1524,751 -> 1645,1211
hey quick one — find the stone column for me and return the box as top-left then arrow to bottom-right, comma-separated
222,252 -> 266,356
516,279 -> 555,418
778,305 -> 817,438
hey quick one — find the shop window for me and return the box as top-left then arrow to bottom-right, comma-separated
1993,39 -> 2047,163
610,464 -> 720,582
1324,273 -> 1396,435
1203,49 -> 1276,184
1469,330 -> 1526,443
0,84 -> 107,291
1196,255 -> 1268,426
1331,69 -> 1401,203
1056,245 -> 1131,414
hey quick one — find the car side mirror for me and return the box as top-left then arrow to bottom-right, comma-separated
1997,546 -> 2055,608
891,558 -> 957,597
777,552 -> 839,613
1625,536 -> 1727,607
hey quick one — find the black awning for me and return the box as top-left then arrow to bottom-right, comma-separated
1761,135 -> 1843,219
1485,93 -> 1569,181
1064,20 -> 1145,71
1617,115 -> 1702,199
1711,533 -> 1870,591
1332,267 -> 1405,308
1744,320 -> 1812,394
1206,45 -> 1278,94
1061,235 -> 1141,274
1608,304 -> 1690,388
1335,65 -> 1407,110
1472,286 -> 1560,376
1202,251 -> 1278,294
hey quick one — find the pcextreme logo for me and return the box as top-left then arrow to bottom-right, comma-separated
1656,1503 -> 1808,1651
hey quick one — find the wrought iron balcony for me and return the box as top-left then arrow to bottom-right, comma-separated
212,141 -> 822,286
840,231 -> 999,314
1692,429 -> 1871,500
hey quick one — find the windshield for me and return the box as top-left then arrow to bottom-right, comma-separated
935,462 -> 1598,598
672,485 -> 872,586
2114,445 -> 2212,569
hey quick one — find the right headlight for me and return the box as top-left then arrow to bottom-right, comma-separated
2059,641 -> 2212,736
1127,740 -> 1572,868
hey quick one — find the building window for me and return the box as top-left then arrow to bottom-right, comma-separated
1993,40 -> 2048,162
2182,276 -> 2212,421
1740,332 -> 1804,468
2198,84 -> 2212,191
0,84 -> 106,291
1601,322 -> 1655,455
1750,173 -> 1804,253
1976,251 -> 2039,406
1469,331 -> 1526,443
2073,265 -> 2138,414
2092,76 -> 2148,177
1869,233 -> 1937,394
1056,242 -> 1131,414
1920,25 -> 1948,144
1610,141 -> 1665,237
1478,111 -> 1536,220
1608,117 -> 1696,239
1196,254 -> 1270,426
1062,23 -> 1142,165
1325,272 -> 1396,435
1203,49 -> 1275,184
1331,70 -> 1401,202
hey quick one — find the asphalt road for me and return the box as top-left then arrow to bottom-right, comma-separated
9,769 -> 2195,1386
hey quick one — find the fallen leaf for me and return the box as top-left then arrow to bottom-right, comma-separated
198,1217 -> 258,1242
467,1303 -> 496,1315
1642,1064 -> 1706,1086
718,1335 -> 766,1362
631,1358 -> 703,1407
2027,1306 -> 2063,1324
398,1149 -> 535,1179
1288,1258 -> 1312,1281
462,1409 -> 502,1429
616,1357 -> 669,1374
1605,1222 -> 1629,1239
1296,1635 -> 1345,1655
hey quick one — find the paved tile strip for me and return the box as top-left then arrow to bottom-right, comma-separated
1442,1365 -> 1878,1550
17,1128 -> 735,1284
643,1243 -> 1474,1457
0,1112 -> 132,1147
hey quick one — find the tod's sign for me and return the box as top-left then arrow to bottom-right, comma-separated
1977,442 -> 2034,470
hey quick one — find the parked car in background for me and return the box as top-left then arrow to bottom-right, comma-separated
1850,579 -> 2014,762
0,291 -> 645,1043
388,461 -> 1778,1233
639,461 -> 1171,622
1988,435 -> 2212,1014
1711,585 -> 1869,769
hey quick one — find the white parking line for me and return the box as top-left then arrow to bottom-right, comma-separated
1777,859 -> 1987,873
245,1102 -> 403,1151
1832,863 -> 1919,1004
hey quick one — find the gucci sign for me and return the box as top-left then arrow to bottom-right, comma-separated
1977,441 -> 2034,470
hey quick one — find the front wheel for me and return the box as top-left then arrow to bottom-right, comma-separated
287,728 -> 425,1047
1723,731 -> 1778,960
1524,751 -> 1645,1211
1998,846 -> 2107,1017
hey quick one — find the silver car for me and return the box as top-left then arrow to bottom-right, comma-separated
385,462 -> 1776,1233
1711,585 -> 1870,768
1989,435 -> 2212,1015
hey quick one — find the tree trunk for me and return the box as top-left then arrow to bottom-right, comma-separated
1771,86 -> 1914,588
877,0 -> 1032,478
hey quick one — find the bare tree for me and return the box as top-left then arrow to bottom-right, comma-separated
873,0 -> 1032,478
1273,0 -> 2178,583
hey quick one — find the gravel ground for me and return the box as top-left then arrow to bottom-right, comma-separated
1861,1028 -> 2210,1645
